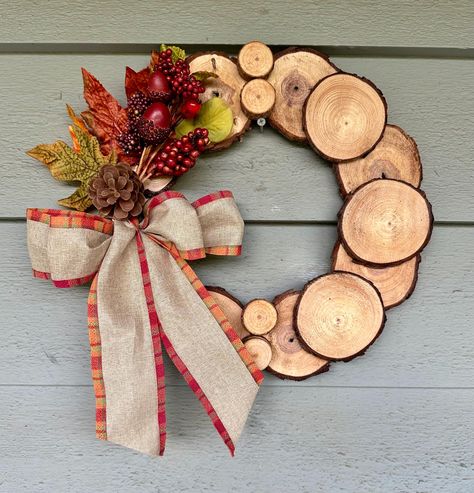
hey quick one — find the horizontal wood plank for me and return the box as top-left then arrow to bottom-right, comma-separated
2,222 -> 473,387
0,54 -> 472,221
1,385 -> 472,492
0,1 -> 473,49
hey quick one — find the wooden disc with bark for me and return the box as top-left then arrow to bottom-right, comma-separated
240,79 -> 276,119
242,299 -> 278,335
339,179 -> 433,266
267,48 -> 338,141
265,291 -> 330,380
238,41 -> 274,79
335,124 -> 422,195
243,336 -> 272,370
142,175 -> 175,194
304,73 -> 387,161
188,52 -> 250,151
331,242 -> 420,309
206,286 -> 249,340
295,272 -> 386,361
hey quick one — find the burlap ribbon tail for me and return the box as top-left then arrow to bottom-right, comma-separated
27,190 -> 263,456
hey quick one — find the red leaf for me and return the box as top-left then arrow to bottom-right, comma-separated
81,68 -> 129,159
125,66 -> 150,100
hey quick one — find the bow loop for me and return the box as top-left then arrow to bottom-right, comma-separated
142,190 -> 244,259
142,191 -> 206,259
26,208 -> 113,287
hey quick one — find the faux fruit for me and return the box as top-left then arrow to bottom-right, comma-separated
137,102 -> 172,145
148,71 -> 172,101
181,100 -> 201,119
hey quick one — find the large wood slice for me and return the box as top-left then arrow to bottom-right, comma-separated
242,299 -> 278,336
267,48 -> 338,142
265,290 -> 330,380
237,41 -> 274,79
188,52 -> 250,151
295,272 -> 386,361
338,179 -> 433,266
331,242 -> 420,309
242,336 -> 272,370
304,73 -> 387,161
335,124 -> 422,195
206,286 -> 249,340
241,79 -> 276,119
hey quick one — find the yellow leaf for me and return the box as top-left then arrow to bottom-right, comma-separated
27,123 -> 117,211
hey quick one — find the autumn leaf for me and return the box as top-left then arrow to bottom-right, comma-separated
81,68 -> 128,159
27,123 -> 117,211
125,66 -> 150,99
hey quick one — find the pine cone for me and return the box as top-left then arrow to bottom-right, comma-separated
89,164 -> 146,221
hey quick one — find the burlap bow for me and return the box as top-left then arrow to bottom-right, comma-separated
27,190 -> 263,456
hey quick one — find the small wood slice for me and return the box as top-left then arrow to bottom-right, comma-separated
295,272 -> 386,361
339,179 -> 433,266
242,336 -> 272,370
331,242 -> 420,309
240,79 -> 276,119
188,52 -> 250,151
242,299 -> 278,336
142,175 -> 175,193
238,41 -> 274,79
267,48 -> 338,142
206,286 -> 249,340
335,124 -> 422,195
304,73 -> 387,161
265,290 -> 330,380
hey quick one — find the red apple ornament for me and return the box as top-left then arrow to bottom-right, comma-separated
148,71 -> 172,101
137,102 -> 172,145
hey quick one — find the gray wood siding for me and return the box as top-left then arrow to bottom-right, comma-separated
0,1 -> 472,491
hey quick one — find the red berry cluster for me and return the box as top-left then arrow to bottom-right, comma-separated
155,49 -> 205,101
153,128 -> 210,176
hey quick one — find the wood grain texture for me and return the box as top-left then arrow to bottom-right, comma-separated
0,0 -> 472,49
1,386 -> 473,493
0,55 -> 473,221
2,222 -> 473,388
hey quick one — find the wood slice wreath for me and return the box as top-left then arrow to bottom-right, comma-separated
195,42 -> 433,380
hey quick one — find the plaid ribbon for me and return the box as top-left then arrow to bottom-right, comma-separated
27,190 -> 263,456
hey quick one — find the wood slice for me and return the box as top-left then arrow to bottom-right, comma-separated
335,124 -> 422,195
265,290 -> 330,380
188,52 -> 250,151
331,242 -> 420,309
304,73 -> 387,161
267,48 -> 338,142
206,286 -> 249,340
237,41 -> 274,79
242,299 -> 278,336
338,179 -> 433,266
240,79 -> 276,119
242,336 -> 272,370
142,175 -> 175,194
295,272 -> 386,361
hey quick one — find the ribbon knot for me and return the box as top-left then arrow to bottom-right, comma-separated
27,190 -> 263,456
